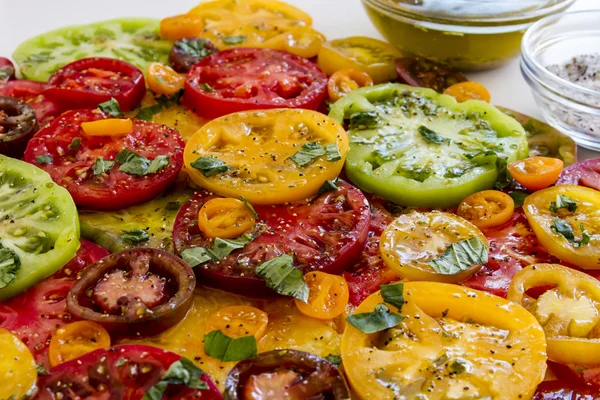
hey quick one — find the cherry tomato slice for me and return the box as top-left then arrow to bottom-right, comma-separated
48,321 -> 111,367
0,80 -> 60,127
457,190 -> 515,229
204,305 -> 269,340
160,13 -> 204,40
395,57 -> 468,92
0,96 -> 39,157
183,48 -> 327,119
198,198 -> 256,239
295,271 -> 349,320
146,62 -> 185,96
327,68 -> 373,101
0,328 -> 36,399
0,57 -> 16,82
444,81 -> 491,102
23,109 -> 184,210
509,156 -> 564,191
46,57 -> 146,112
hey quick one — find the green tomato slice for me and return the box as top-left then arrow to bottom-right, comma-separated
13,18 -> 173,82
329,84 -> 528,208
0,155 -> 79,300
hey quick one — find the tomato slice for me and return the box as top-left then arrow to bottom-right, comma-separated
327,68 -> 373,101
36,344 -> 223,400
205,306 -> 269,340
183,48 -> 327,119
0,96 -> 39,158
534,380 -> 599,400
173,181 -> 370,296
557,158 -> 600,191
45,57 -> 146,112
444,81 -> 491,103
146,62 -> 185,96
23,109 -> 185,210
198,198 -> 256,239
395,57 -> 468,92
509,156 -> 564,191
295,271 -> 349,320
0,328 -> 37,399
0,80 -> 60,127
0,239 -> 108,368
0,57 -> 16,82
457,190 -> 515,229
48,321 -> 111,366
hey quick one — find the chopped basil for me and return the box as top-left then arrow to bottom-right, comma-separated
199,83 -> 216,92
36,154 -> 53,164
92,158 -> 115,176
317,179 -> 339,196
68,137 -> 81,151
450,359 -> 467,374
136,103 -> 164,121
509,191 -> 528,208
289,142 -> 339,167
325,143 -> 342,162
222,35 -> 247,45
428,237 -> 488,275
348,111 -> 381,130
116,149 -> 169,176
418,125 -> 450,145
115,357 -> 127,367
204,330 -> 257,362
181,233 -> 254,267
190,156 -> 231,177
380,282 -> 404,310
180,247 -> 214,267
147,156 -> 170,174
346,303 -> 404,334
175,38 -> 215,58
551,219 -> 591,247
120,229 -> 149,244
549,194 -> 578,213
98,98 -> 123,117
0,246 -> 20,289
325,354 -> 342,366
256,254 -> 309,302
166,201 -> 181,212
240,196 -> 259,219
36,363 -> 50,376
142,357 -> 207,400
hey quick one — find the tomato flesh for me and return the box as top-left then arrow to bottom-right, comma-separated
0,80 -> 60,127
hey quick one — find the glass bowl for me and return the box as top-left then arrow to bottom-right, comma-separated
361,0 -> 575,71
521,10 -> 600,151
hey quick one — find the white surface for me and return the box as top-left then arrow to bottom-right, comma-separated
0,0 -> 598,158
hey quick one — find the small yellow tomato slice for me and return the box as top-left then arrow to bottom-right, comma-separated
341,282 -> 547,400
48,321 -> 111,366
380,211 -> 488,283
327,68 -> 374,101
457,190 -> 515,229
317,36 -> 402,84
197,197 -> 256,239
295,271 -> 349,320
184,108 -> 348,204
508,156 -> 564,191
81,118 -> 132,136
204,305 -> 269,340
524,185 -> 600,270
160,13 -> 204,41
508,263 -> 600,365
444,81 -> 491,103
146,62 -> 185,96
0,329 -> 36,400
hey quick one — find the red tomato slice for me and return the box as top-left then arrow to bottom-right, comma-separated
0,80 -> 61,127
173,181 -> 370,296
556,158 -> 600,191
183,48 -> 327,119
36,344 -> 223,400
0,239 -> 108,368
45,57 -> 146,112
534,380 -> 599,400
23,109 -> 184,210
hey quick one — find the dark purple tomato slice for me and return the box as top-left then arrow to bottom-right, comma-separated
36,344 -> 223,400
0,57 -> 16,82
556,158 -> 600,191
0,96 -> 38,157
224,349 -> 350,400
534,380 -> 599,400
173,181 -> 370,296
0,80 -> 61,128
169,38 -> 218,73
395,57 -> 467,92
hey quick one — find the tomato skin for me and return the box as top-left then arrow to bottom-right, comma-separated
45,57 -> 146,112
23,109 -> 185,210
183,48 -> 327,119
0,80 -> 61,127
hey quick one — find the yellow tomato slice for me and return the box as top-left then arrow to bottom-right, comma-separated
341,282 -> 547,400
444,81 -> 491,103
0,329 -> 36,400
524,185 -> 600,270
204,305 -> 269,340
197,197 -> 256,239
295,271 -> 349,320
160,13 -> 204,41
379,211 -> 488,283
508,263 -> 600,365
48,321 -> 111,366
457,190 -> 515,229
146,62 -> 185,96
508,156 -> 564,191
189,0 -> 312,25
317,36 -> 402,84
327,68 -> 374,101
81,118 -> 132,136
184,108 -> 348,204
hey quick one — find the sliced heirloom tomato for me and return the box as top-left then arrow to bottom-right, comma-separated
48,321 -> 111,367
173,181 -> 370,296
198,198 -> 256,239
183,48 -> 328,119
23,109 -> 185,210
0,57 -> 16,82
205,306 -> 269,341
328,83 -> 528,208
45,57 -> 146,111
557,158 -> 600,190
184,108 -> 348,204
295,271 -> 349,320
444,81 -> 491,103
395,57 -> 468,92
0,80 -> 61,127
224,349 -> 350,400
457,190 -> 515,230
146,62 -> 185,96
327,68 -> 374,102
0,96 -> 39,158
36,344 -> 223,400
509,156 -> 564,191
0,329 -> 37,400
342,282 -> 547,399
67,248 -> 195,336
508,264 -> 600,365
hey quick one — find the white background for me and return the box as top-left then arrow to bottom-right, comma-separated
0,0 -> 598,158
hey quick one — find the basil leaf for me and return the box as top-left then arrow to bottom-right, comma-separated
317,179 -> 338,196
418,125 -> 450,145
115,357 -> 127,367
98,98 -> 123,117
349,111 -> 381,130
120,229 -> 149,244
551,219 -> 591,247
190,156 -> 231,177
176,38 -> 214,59
581,224 -> 592,246
136,104 -> 164,121
199,83 -> 216,92
180,247 -> 214,267
147,156 -> 170,174
69,137 -> 81,151
142,357 -> 208,400
346,303 -> 404,334
92,158 -> 116,176
324,354 -> 342,366
36,363 -> 50,376
256,254 -> 309,302
222,35 -> 247,45
509,191 -> 528,208
116,149 -> 169,176
450,359 -> 467,374
204,330 -> 257,362
325,143 -> 342,162
0,247 -> 20,289
36,154 -> 53,164
240,196 -> 259,219
289,142 -> 327,167
428,237 -> 488,275
380,282 -> 404,310
210,234 -> 254,260
549,194 -> 578,213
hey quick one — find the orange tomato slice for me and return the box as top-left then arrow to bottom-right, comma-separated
81,118 -> 132,136
508,156 -> 564,191
327,68 -> 374,101
444,81 -> 491,102
295,271 -> 349,320
146,62 -> 185,96
197,197 -> 256,239
48,321 -> 111,366
204,305 -> 269,340
457,190 -> 515,229
160,13 -> 204,41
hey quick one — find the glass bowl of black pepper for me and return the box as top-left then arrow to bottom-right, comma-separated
521,10 -> 600,151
